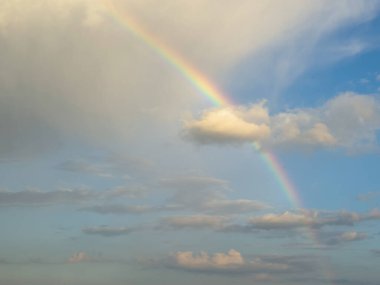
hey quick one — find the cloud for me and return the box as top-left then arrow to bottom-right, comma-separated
80,204 -> 151,214
371,249 -> 380,257
104,186 -> 148,199
0,188 -> 94,206
67,252 -> 91,264
160,176 -> 229,191
357,191 -> 380,202
164,249 -> 317,276
317,231 -> 367,246
0,1 -> 378,158
183,105 -> 271,145
82,226 -> 133,236
159,215 -> 229,230
184,93 -> 380,151
223,209 -> 380,232
164,175 -> 269,214
57,159 -> 113,178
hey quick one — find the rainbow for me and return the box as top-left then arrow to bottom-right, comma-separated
101,0 -> 301,208
99,3 -> 337,282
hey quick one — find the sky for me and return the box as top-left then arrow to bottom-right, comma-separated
1,1 -> 380,284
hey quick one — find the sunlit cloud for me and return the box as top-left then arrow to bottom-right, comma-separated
184,93 -> 380,151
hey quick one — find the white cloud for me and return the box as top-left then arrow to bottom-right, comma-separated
184,93 -> 380,151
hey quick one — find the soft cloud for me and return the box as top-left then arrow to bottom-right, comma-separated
0,188 -> 94,206
164,175 -> 269,214
169,249 -> 296,274
57,159 -> 113,178
222,209 -> 380,232
357,191 -> 380,202
160,215 -> 229,230
80,204 -> 179,215
104,186 -> 148,199
82,226 -> 133,237
184,93 -> 380,151
321,231 -> 367,246
183,106 -> 271,144
67,252 -> 91,264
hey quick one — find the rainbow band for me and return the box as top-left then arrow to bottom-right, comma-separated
101,0 -> 300,208
103,1 -> 230,107
100,3 -> 337,282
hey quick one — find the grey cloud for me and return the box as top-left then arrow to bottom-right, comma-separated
159,215 -> 230,230
104,185 -> 148,199
0,188 -> 94,206
79,204 -> 180,215
57,159 -> 113,177
222,209 -> 380,232
82,226 -> 133,236
160,176 -> 229,191
317,231 -> 367,246
164,175 -> 269,214
371,249 -> 380,257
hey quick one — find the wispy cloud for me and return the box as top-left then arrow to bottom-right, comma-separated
222,209 -> 380,232
159,215 -> 230,230
0,187 -> 94,206
82,226 -> 133,237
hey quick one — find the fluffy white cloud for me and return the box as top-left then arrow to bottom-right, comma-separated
184,93 -> 380,151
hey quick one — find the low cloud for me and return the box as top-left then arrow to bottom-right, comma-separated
57,159 -> 113,178
80,204 -> 158,214
223,209 -> 380,232
82,226 -> 133,236
357,191 -> 380,202
160,176 -> 229,191
104,186 -> 148,199
0,188 -> 94,206
184,93 -> 380,152
159,215 -> 229,230
67,252 -> 91,264
165,249 -> 316,276
165,175 -> 269,214
318,231 -> 367,246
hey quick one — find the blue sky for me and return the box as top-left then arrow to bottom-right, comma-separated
1,1 -> 380,285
